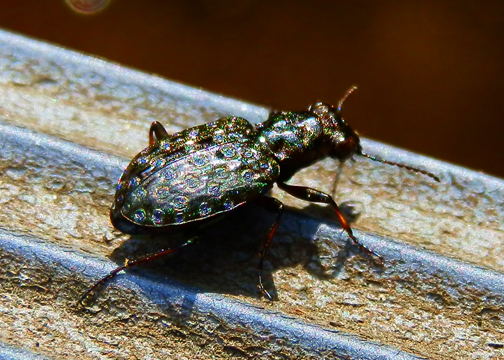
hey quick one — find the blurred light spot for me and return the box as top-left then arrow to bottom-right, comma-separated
65,0 -> 111,14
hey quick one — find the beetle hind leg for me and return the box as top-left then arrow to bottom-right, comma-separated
79,236 -> 196,306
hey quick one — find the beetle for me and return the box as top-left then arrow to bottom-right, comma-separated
80,88 -> 439,304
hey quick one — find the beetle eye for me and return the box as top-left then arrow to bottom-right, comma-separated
309,102 -> 333,116
330,135 -> 359,161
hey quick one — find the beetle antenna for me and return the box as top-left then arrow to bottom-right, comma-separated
359,151 -> 440,182
338,86 -> 358,112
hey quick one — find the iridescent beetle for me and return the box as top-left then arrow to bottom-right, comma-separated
80,88 -> 439,304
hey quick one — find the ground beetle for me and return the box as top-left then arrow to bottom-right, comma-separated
80,88 -> 439,304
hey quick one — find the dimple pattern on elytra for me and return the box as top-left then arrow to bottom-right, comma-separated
115,117 -> 280,226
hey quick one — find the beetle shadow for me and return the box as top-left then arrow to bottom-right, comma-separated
106,203 -> 284,301
263,200 -> 376,285
103,200 -> 367,303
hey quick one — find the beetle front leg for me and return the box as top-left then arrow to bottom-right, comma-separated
149,121 -> 171,145
256,196 -> 285,301
277,182 -> 382,262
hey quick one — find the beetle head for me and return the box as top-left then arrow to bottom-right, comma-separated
308,97 -> 361,162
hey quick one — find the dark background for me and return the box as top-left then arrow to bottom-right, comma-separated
1,0 -> 503,178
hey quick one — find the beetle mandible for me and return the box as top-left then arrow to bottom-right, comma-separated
80,87 -> 439,304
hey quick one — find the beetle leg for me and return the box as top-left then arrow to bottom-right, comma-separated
149,121 -> 171,145
277,182 -> 383,263
256,196 -> 285,301
79,236 -> 196,306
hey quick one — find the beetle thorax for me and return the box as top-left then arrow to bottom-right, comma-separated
257,103 -> 361,182
257,110 -> 330,182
